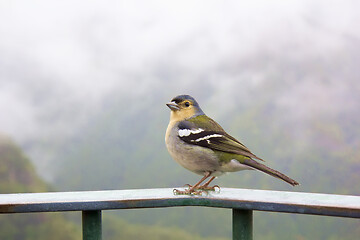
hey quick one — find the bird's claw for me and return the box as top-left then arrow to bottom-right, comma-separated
173,183 -> 220,195
173,188 -> 204,195
198,185 -> 221,192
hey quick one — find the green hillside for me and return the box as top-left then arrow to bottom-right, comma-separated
0,135 -> 80,240
0,135 -> 48,193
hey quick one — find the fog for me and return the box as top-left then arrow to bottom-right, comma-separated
1,0 -> 359,178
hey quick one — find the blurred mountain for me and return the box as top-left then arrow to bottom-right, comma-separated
0,134 -> 79,240
0,135 -> 49,193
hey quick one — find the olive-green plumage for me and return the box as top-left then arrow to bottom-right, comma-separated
187,115 -> 265,162
165,95 -> 299,194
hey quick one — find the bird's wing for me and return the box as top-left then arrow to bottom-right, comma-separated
178,116 -> 265,161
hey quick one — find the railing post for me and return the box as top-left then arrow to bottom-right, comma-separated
82,210 -> 102,240
232,209 -> 253,240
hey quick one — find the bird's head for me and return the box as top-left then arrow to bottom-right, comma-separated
166,95 -> 204,121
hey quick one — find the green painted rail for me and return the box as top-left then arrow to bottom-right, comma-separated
0,188 -> 359,240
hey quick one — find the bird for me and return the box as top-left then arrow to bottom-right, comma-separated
165,94 -> 299,194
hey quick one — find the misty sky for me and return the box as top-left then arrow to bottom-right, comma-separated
1,0 -> 359,145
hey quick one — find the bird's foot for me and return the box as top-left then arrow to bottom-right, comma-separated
173,183 -> 220,195
173,188 -> 203,195
198,185 -> 220,191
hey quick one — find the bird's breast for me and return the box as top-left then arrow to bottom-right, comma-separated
165,122 -> 221,175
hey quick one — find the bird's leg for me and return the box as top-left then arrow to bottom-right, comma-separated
182,176 -> 215,189
174,172 -> 211,195
198,176 -> 220,191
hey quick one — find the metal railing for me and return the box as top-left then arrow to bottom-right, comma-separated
0,188 -> 359,240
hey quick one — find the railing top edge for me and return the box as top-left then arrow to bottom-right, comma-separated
0,188 -> 359,218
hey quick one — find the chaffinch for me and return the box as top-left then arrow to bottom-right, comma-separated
165,94 -> 299,194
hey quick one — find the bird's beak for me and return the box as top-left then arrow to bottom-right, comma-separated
166,101 -> 180,111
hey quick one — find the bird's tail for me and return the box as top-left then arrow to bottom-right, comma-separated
243,158 -> 299,186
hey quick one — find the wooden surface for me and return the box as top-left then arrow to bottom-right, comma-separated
0,188 -> 359,218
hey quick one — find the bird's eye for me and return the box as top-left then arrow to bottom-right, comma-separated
185,102 -> 190,107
